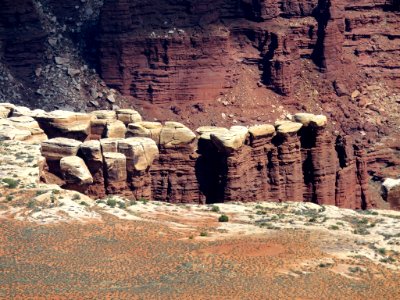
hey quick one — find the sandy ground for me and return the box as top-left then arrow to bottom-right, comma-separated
1,140 -> 400,298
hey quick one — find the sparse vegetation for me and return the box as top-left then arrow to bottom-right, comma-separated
353,227 -> 370,235
138,197 -> 149,204
318,263 -> 332,268
106,198 -> 117,208
348,266 -> 363,273
211,205 -> 220,213
27,200 -> 37,209
2,178 -> 19,189
35,190 -> 47,197
377,248 -> 386,255
72,194 -> 81,201
329,225 -> 339,230
380,257 -> 396,264
218,214 -> 229,222
199,231 -> 208,237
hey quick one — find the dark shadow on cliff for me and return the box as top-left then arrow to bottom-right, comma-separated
195,139 -> 227,204
311,0 -> 331,70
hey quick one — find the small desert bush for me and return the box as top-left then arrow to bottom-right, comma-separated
106,198 -> 117,208
218,214 -> 229,222
211,205 -> 220,213
27,200 -> 36,209
380,256 -> 396,263
2,178 -> 19,189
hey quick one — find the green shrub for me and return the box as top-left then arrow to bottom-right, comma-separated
6,195 -> 14,201
72,194 -> 81,201
380,256 -> 396,263
35,190 -> 47,197
80,201 -> 89,206
199,231 -> 208,237
2,178 -> 19,189
211,205 -> 220,213
353,228 -> 370,235
118,201 -> 126,209
348,266 -> 362,273
27,200 -> 36,209
106,198 -> 117,208
319,263 -> 332,268
377,248 -> 386,255
218,214 -> 229,222
137,197 -> 149,204
329,225 -> 339,230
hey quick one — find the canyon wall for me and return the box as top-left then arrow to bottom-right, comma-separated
99,0 -> 400,102
0,103 -> 373,209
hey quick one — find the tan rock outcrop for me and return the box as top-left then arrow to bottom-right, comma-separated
126,121 -> 162,141
100,138 -> 122,153
35,110 -> 93,141
104,120 -> 126,139
41,138 -> 82,161
0,122 -> 32,141
294,113 -> 327,127
116,109 -> 142,125
118,137 -> 159,172
159,121 -> 196,149
275,121 -> 303,134
0,106 -> 12,118
80,140 -> 105,197
8,116 -> 47,143
103,152 -> 128,194
91,110 -> 116,120
210,126 -> 248,154
248,124 -> 275,139
89,119 -> 126,140
60,156 -> 93,186
118,137 -> 159,199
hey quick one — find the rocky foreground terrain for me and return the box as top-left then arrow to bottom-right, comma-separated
1,139 -> 400,298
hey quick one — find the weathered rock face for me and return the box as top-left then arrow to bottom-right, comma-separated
60,156 -> 93,185
195,114 -> 374,209
151,122 -> 202,203
98,0 -> 400,103
0,0 -> 47,87
80,140 -> 106,197
103,152 -> 128,195
35,105 -> 374,209
0,116 -> 48,143
35,111 -> 93,141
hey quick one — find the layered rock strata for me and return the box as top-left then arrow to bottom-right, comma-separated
14,104 -> 372,209
99,0 -> 400,103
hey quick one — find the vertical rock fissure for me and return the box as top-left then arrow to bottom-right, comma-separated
311,0 -> 331,70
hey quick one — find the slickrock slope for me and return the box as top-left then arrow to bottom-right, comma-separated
5,103 -> 372,209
